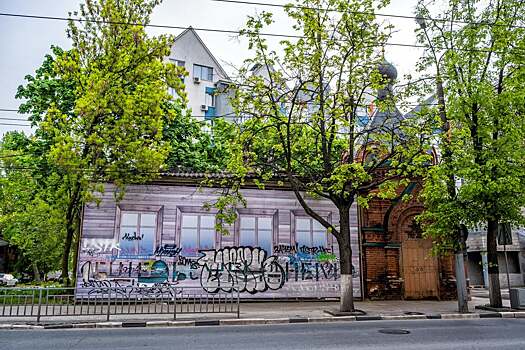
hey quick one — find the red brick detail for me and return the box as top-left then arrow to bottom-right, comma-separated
360,181 -> 457,301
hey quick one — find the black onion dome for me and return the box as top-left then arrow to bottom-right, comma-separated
377,59 -> 397,82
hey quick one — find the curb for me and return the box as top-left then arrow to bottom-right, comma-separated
1,311 -> 524,330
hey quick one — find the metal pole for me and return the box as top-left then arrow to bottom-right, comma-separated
173,286 -> 177,320
504,244 -> 511,301
237,289 -> 240,319
36,288 -> 43,324
106,288 -> 111,321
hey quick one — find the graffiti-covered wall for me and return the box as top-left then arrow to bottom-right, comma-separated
77,182 -> 362,299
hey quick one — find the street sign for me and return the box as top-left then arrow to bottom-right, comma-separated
498,223 -> 513,246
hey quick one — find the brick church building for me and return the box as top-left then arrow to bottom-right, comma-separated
359,180 -> 456,300
358,59 -> 456,300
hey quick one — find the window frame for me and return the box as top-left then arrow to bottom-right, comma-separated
169,59 -> 185,68
176,206 -> 220,256
238,216 -> 274,254
235,209 -> 278,254
205,90 -> 216,107
291,210 -> 332,248
169,59 -> 186,85
114,204 -> 163,257
193,64 -> 214,81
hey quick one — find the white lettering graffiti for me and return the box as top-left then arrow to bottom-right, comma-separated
197,247 -> 285,294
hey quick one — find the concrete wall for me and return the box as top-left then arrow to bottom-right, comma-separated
169,29 -> 229,121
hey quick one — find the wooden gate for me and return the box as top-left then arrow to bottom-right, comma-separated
402,239 -> 439,299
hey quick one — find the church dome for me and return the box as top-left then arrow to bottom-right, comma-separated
377,59 -> 397,82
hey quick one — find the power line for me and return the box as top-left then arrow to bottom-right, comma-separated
0,11 -> 518,54
0,108 -> 237,119
0,11 -> 295,37
0,117 -> 30,122
210,0 -> 525,30
0,123 -> 32,127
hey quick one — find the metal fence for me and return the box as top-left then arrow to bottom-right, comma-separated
0,286 -> 240,322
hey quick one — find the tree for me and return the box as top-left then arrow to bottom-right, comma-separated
34,0 -> 187,284
412,3 -> 470,313
0,132 -> 66,280
222,0 -> 432,312
414,0 -> 525,308
163,114 -> 232,172
14,46 -> 81,282
14,4 -> 227,283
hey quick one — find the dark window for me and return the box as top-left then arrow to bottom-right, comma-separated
193,64 -> 214,81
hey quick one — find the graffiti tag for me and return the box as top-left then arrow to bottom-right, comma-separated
154,244 -> 182,257
197,247 -> 286,294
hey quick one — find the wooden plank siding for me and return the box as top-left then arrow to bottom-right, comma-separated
78,183 -> 362,299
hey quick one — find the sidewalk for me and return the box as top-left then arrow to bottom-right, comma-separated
240,293 -> 512,319
0,291 -> 522,329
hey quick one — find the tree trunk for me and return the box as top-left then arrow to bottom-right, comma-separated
32,262 -> 41,283
487,219 -> 502,308
435,76 -> 469,313
338,207 -> 354,312
70,206 -> 83,287
61,223 -> 75,286
71,228 -> 80,287
61,185 -> 81,286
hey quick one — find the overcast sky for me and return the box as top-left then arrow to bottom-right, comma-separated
0,0 -> 423,136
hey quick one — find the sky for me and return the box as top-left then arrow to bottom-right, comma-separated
0,0 -> 423,136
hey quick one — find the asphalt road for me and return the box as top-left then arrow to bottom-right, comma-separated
1,319 -> 524,350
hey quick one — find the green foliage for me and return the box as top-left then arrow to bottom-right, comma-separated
4,0 -> 196,283
219,0 -> 434,312
414,0 -> 525,252
163,113 -> 232,172
48,0 -> 185,187
16,46 -> 76,138
0,132 -> 66,277
4,0 -> 232,280
223,0 -> 432,242
50,0 -> 189,283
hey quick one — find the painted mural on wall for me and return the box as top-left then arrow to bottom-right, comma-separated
76,184 -> 362,299
78,240 -> 360,298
